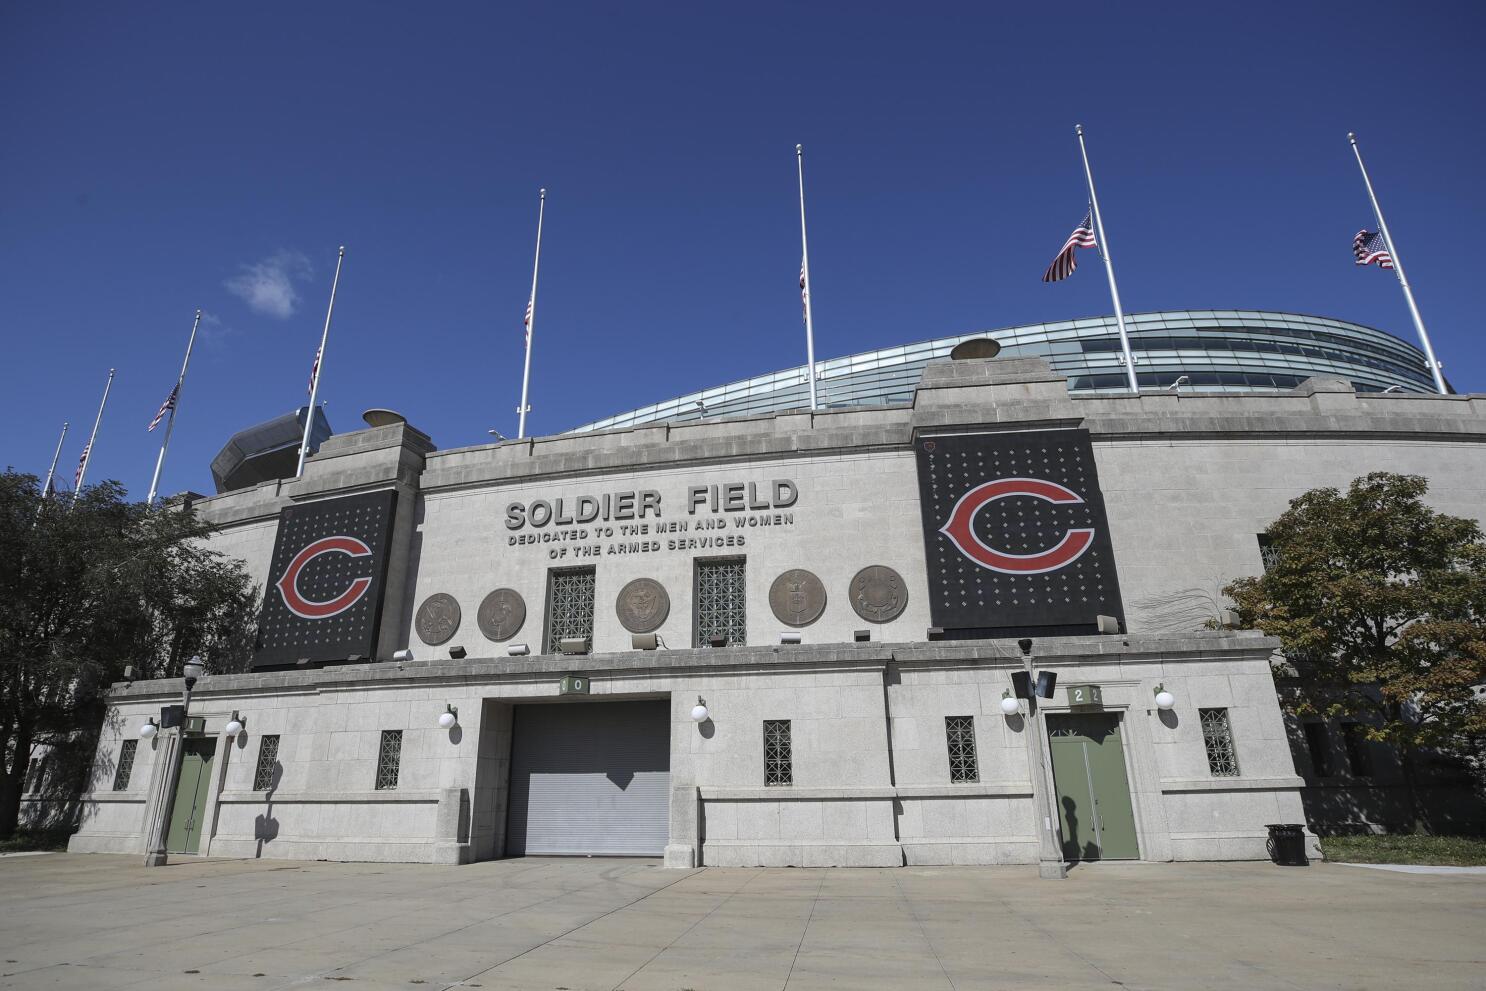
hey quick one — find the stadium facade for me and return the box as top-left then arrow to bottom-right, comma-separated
61,312 -> 1484,869
572,309 -> 1441,433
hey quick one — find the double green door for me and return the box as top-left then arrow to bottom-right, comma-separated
166,738 -> 216,855
1047,712 -> 1139,861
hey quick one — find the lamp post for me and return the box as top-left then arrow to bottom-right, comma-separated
144,656 -> 204,867
1018,639 -> 1068,880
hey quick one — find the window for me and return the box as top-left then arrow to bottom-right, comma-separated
253,735 -> 281,791
1199,708 -> 1239,777
945,716 -> 979,783
1342,723 -> 1373,777
545,567 -> 596,653
1303,722 -> 1332,777
375,730 -> 402,790
1257,534 -> 1280,573
764,719 -> 792,786
112,740 -> 137,791
695,558 -> 747,647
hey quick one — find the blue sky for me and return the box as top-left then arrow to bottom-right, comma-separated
2,2 -> 1482,500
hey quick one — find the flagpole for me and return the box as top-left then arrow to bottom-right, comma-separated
796,144 -> 819,411
297,247 -> 345,478
1075,125 -> 1139,393
1349,132 -> 1447,395
37,421 -> 69,518
74,368 -> 115,502
146,309 -> 202,506
517,188 -> 546,440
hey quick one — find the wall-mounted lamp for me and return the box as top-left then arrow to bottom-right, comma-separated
1096,615 -> 1121,635
779,631 -> 801,646
449,645 -> 467,660
392,649 -> 414,663
224,711 -> 244,736
438,704 -> 458,729
1217,609 -> 1241,630
632,633 -> 659,650
708,635 -> 728,648
999,690 -> 1020,715
690,697 -> 709,722
854,629 -> 870,643
139,717 -> 159,740
559,637 -> 590,656
1154,684 -> 1176,710
508,643 -> 530,656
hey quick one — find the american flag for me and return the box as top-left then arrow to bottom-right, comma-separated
1353,229 -> 1394,269
73,442 -> 90,489
799,260 -> 809,322
1042,211 -> 1097,283
307,347 -> 321,397
148,385 -> 178,432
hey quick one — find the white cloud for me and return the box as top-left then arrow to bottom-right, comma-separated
224,251 -> 313,318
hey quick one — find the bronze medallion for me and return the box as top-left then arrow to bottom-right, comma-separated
616,577 -> 670,634
851,565 -> 907,623
477,588 -> 526,642
769,569 -> 827,627
415,593 -> 461,646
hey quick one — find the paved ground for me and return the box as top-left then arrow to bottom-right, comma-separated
1,855 -> 1483,991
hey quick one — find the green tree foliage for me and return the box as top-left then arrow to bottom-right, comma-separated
0,470 -> 258,837
1225,472 -> 1486,817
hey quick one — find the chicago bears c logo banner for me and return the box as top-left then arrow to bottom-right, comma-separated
916,429 -> 1124,635
252,491 -> 398,670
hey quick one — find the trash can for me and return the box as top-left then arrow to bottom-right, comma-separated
1265,824 -> 1308,866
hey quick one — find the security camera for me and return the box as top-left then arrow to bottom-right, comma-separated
1018,638 -> 1033,656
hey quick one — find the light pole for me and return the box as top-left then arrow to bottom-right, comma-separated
144,656 -> 204,867
1018,638 -> 1068,879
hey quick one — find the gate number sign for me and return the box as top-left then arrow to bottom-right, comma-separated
559,674 -> 590,695
1068,684 -> 1103,706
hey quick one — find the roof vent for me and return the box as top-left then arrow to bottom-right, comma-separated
950,338 -> 1002,360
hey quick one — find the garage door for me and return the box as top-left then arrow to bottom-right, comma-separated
506,699 -> 671,856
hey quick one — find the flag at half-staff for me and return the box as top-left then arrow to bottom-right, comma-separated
148,386 -> 178,432
72,442 -> 91,489
307,347 -> 322,396
1353,229 -> 1394,269
1042,211 -> 1097,282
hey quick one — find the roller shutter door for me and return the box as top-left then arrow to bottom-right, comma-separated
506,699 -> 670,856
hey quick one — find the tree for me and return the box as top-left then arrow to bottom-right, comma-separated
1225,472 -> 1486,827
0,470 -> 258,837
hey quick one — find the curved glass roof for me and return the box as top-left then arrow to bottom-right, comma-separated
568,309 -> 1438,433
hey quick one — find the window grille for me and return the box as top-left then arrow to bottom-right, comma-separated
253,735 -> 281,791
695,558 -> 747,647
945,716 -> 979,783
111,740 -> 137,791
1342,723 -> 1373,777
1257,534 -> 1281,573
764,719 -> 792,786
545,568 -> 596,653
375,730 -> 402,790
1302,722 -> 1331,777
1199,708 -> 1240,777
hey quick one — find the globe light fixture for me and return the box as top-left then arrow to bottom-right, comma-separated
139,718 -> 158,740
224,711 -> 244,736
690,697 -> 709,723
1154,684 -> 1176,710
438,704 -> 458,729
182,656 -> 204,687
999,691 -> 1020,716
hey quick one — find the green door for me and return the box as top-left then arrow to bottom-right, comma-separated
1047,713 -> 1139,861
166,738 -> 216,855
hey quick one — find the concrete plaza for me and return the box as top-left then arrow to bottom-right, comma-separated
0,854 -> 1481,991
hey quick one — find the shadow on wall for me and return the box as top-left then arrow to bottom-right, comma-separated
254,762 -> 283,856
